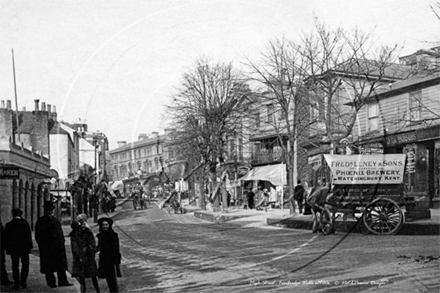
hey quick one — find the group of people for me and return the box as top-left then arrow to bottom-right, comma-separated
242,186 -> 270,210
1,200 -> 122,293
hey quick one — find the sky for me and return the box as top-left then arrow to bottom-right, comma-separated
1,0 -> 439,150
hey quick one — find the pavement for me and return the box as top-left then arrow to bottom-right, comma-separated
3,197 -> 437,292
183,202 -> 440,235
1,198 -> 130,293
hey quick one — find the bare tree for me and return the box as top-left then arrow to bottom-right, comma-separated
165,59 -> 251,210
297,21 -> 403,152
431,1 -> 440,20
246,37 -> 311,205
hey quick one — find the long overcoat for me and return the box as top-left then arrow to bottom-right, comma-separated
96,230 -> 121,278
70,226 -> 98,278
35,214 -> 68,273
4,217 -> 33,255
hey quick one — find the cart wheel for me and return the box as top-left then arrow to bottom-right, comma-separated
363,197 -> 403,235
320,208 -> 333,235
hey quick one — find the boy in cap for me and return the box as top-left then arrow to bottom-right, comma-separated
35,201 -> 73,288
4,208 -> 33,290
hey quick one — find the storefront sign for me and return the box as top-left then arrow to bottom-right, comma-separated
0,167 -> 20,179
324,154 -> 406,185
386,132 -> 417,146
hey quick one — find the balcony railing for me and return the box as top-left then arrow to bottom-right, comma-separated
251,149 -> 285,165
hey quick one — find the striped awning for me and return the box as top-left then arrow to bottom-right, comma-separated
239,163 -> 286,186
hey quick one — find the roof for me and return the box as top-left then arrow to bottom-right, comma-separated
109,134 -> 167,153
367,73 -> 440,102
332,59 -> 410,80
49,121 -> 70,135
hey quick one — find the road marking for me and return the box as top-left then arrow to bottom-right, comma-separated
234,235 -> 318,269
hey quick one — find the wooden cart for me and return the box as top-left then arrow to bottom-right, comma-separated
323,154 -> 409,235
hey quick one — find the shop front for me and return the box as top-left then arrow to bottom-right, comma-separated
362,125 -> 440,210
239,163 -> 287,206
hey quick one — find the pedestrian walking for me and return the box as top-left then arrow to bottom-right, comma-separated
4,209 -> 32,290
1,221 -> 13,286
294,180 -> 305,214
70,214 -> 100,293
96,217 -> 122,293
35,201 -> 73,288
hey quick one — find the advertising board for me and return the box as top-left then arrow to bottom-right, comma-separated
324,154 -> 406,185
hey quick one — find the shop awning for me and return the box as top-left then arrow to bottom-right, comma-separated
239,163 -> 286,186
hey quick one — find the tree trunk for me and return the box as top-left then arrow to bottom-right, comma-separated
199,168 -> 206,210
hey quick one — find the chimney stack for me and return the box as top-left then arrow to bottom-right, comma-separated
117,141 -> 127,148
34,99 -> 40,111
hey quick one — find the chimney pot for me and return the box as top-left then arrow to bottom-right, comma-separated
34,99 -> 40,111
47,104 -> 51,113
22,107 -> 26,111
1,101 -> 4,108
6,100 -> 11,109
41,102 -> 46,111
53,105 -> 56,113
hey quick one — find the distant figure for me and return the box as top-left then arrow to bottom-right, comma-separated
70,214 -> 100,293
294,180 -> 305,214
247,187 -> 255,209
4,208 -> 33,290
35,201 -> 73,288
97,217 -> 122,293
1,221 -> 13,286
242,190 -> 249,209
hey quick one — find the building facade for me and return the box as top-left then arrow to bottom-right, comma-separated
0,100 -> 55,229
109,132 -> 168,194
353,74 -> 440,209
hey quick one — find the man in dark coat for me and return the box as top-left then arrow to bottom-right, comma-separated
35,201 -> 73,288
246,187 -> 255,209
4,208 -> 33,290
294,180 -> 305,214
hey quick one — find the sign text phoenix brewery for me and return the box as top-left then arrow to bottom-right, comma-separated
324,154 -> 407,184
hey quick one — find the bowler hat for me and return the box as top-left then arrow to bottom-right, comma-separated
12,208 -> 23,217
43,201 -> 55,210
97,217 -> 113,227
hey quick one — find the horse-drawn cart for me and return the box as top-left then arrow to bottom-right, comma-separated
323,154 -> 410,235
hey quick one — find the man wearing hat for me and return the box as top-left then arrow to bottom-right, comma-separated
4,208 -> 33,290
35,201 -> 73,288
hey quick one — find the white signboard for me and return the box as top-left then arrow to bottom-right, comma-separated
324,154 -> 406,185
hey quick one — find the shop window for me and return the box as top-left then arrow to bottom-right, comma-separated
367,103 -> 379,132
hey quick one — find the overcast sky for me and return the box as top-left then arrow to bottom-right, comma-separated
1,0 -> 439,149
